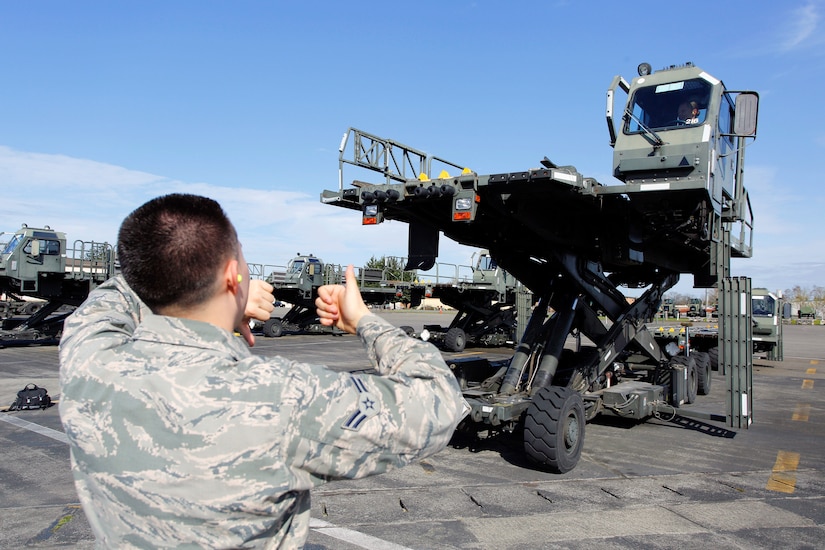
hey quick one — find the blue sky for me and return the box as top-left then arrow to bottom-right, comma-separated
1,1 -> 823,297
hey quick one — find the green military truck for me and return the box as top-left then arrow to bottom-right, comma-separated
798,305 -> 816,319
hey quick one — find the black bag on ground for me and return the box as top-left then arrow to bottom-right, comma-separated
10,383 -> 52,411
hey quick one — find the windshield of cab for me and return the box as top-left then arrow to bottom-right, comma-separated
1,233 -> 23,256
752,295 -> 775,316
625,78 -> 712,133
477,254 -> 497,271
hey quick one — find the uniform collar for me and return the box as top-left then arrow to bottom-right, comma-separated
133,313 -> 251,361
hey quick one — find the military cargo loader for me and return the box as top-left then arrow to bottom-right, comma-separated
255,254 -> 425,337
403,250 -> 520,352
321,62 -> 760,472
0,225 -> 116,346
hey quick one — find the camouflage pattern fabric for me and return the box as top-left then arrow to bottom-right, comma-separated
59,276 -> 465,549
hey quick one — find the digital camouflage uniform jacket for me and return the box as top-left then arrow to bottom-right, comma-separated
58,276 -> 465,549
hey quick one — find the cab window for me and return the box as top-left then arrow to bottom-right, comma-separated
625,78 -> 712,132
1,234 -> 23,255
478,255 -> 497,271
23,239 -> 61,255
718,94 -> 735,150
752,295 -> 775,316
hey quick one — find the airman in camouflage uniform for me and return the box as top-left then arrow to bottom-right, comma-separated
59,194 -> 465,549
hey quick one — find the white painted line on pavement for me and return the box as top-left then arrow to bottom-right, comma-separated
0,413 -> 69,444
310,518 -> 414,550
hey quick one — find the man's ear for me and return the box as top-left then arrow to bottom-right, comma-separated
224,259 -> 241,294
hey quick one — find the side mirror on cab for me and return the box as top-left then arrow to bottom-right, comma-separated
734,92 -> 759,136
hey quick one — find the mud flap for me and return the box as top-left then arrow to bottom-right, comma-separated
404,222 -> 439,271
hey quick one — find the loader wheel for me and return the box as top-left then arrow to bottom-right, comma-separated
670,355 -> 698,404
263,318 -> 284,338
22,303 -> 41,316
652,364 -> 672,390
444,328 -> 466,352
523,386 -> 585,474
693,351 -> 712,395
707,346 -> 720,371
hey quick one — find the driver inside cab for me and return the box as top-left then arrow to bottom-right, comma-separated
677,100 -> 700,124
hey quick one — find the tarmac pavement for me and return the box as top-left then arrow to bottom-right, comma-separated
1,312 -> 823,549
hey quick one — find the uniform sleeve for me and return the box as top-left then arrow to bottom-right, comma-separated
284,314 -> 467,482
58,275 -> 149,372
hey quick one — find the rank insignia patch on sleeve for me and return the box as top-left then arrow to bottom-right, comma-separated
343,375 -> 380,431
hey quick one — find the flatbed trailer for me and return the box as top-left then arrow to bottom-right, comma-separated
321,62 -> 760,472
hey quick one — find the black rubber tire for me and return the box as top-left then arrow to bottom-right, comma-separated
652,364 -> 672,390
263,318 -> 284,338
693,351 -> 712,395
686,355 -> 698,404
671,355 -> 698,404
444,327 -> 466,352
22,302 -> 41,316
523,386 -> 585,474
707,346 -> 720,371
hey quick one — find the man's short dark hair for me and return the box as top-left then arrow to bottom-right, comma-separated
117,194 -> 239,311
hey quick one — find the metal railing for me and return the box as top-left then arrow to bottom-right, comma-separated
248,257 -> 476,291
65,240 -> 117,281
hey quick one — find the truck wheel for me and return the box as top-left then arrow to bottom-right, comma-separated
444,327 -> 466,352
693,351 -> 712,395
263,318 -> 284,337
523,386 -> 585,474
670,355 -> 698,404
707,346 -> 719,371
652,366 -> 671,396
22,303 -> 41,316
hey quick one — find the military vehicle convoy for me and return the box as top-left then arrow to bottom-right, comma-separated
0,225 -> 116,346
255,251 -> 523,351
322,61 -> 760,472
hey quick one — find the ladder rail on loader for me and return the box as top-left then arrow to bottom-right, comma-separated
322,62 -> 759,472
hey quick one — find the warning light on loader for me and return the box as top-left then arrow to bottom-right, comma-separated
362,204 -> 382,225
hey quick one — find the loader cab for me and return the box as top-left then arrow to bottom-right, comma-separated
606,62 -> 759,268
0,226 -> 66,295
472,251 -> 497,282
283,254 -> 323,290
607,63 -> 758,206
751,288 -> 779,336
472,250 -> 517,298
609,63 -> 727,190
